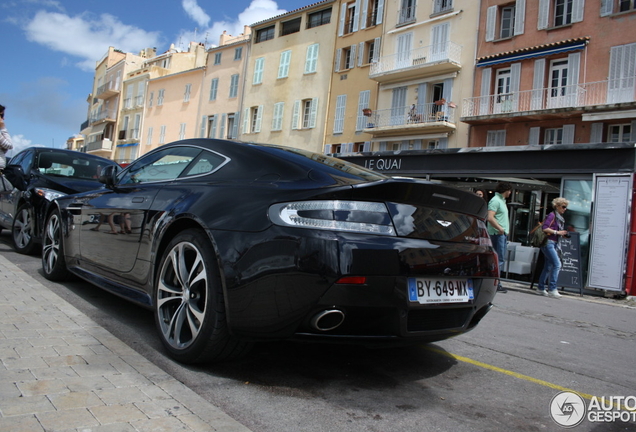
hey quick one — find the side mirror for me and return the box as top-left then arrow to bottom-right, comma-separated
98,165 -> 121,187
3,165 -> 28,191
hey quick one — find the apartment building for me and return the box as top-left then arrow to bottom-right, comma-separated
364,0 -> 481,151
462,0 -> 636,147
240,0 -> 338,152
84,47 -> 148,159
199,29 -> 251,141
324,0 -> 385,154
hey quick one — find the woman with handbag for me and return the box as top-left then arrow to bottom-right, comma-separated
537,197 -> 569,298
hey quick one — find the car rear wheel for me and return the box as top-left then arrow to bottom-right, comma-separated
154,229 -> 251,364
12,204 -> 38,255
42,210 -> 70,281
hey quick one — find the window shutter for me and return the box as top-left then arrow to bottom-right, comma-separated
232,112 -> 240,139
254,106 -> 263,133
360,0 -> 368,29
590,123 -> 603,143
528,127 -> 540,145
566,52 -> 581,105
292,101 -> 300,130
338,3 -> 347,36
350,44 -> 357,68
373,37 -> 381,62
417,83 -> 428,117
219,114 -> 226,139
352,0 -> 360,32
442,78 -> 453,105
358,42 -> 365,66
531,58 -> 546,110
510,63 -> 521,110
210,115 -> 217,138
562,124 -> 575,144
537,0 -> 549,29
480,68 -> 492,115
324,145 -> 331,155
600,0 -> 613,16
572,0 -> 585,22
242,108 -> 249,134
379,142 -> 387,151
334,95 -> 346,134
200,115 -> 206,138
309,98 -> 318,129
335,48 -> 342,72
356,90 -> 371,131
486,6 -> 497,41
363,141 -> 371,152
514,0 -> 526,35
376,0 -> 384,24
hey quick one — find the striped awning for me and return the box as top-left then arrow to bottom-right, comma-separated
476,37 -> 589,67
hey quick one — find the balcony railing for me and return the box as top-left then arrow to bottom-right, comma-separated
462,78 -> 636,118
90,109 -> 117,124
364,103 -> 456,130
85,139 -> 112,152
370,41 -> 462,77
95,80 -> 120,99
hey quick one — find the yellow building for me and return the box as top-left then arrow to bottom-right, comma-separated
324,0 -> 385,154
199,29 -> 251,141
365,0 -> 480,150
240,0 -> 338,153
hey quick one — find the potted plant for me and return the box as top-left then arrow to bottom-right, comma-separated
362,108 -> 373,117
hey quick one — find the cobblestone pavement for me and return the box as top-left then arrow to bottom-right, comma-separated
0,254 -> 253,432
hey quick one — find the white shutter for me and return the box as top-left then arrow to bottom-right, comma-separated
292,100 -> 300,130
376,0 -> 384,24
572,0 -> 585,22
356,90 -> 371,131
334,95 -> 346,134
600,0 -> 613,16
200,115 -> 206,138
335,48 -> 342,72
562,124 -> 575,144
360,0 -> 368,29
350,44 -> 357,68
232,112 -> 240,138
531,59 -> 546,110
255,105 -> 263,133
219,114 -> 226,139
338,3 -> 347,36
242,108 -> 249,134
373,37 -> 381,62
566,52 -> 581,105
324,145 -> 331,154
480,68 -> 492,115
211,115 -> 217,138
538,0 -> 549,29
510,63 -> 521,110
352,0 -> 360,32
278,50 -> 291,78
358,42 -> 365,66
309,98 -> 318,129
590,123 -> 603,143
486,6 -> 497,42
529,127 -> 540,145
514,0 -> 526,35
362,142 -> 371,152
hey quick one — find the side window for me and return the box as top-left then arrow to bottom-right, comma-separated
20,151 -> 34,173
118,147 -> 202,185
181,151 -> 228,177
8,151 -> 26,168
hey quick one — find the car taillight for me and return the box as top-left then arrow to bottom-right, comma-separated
269,200 -> 396,236
478,221 -> 492,246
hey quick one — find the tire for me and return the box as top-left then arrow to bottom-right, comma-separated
12,204 -> 38,255
41,209 -> 70,281
154,229 -> 251,364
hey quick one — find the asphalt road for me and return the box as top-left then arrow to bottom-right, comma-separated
1,229 -> 635,432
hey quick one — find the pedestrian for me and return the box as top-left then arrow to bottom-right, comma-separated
475,188 -> 487,200
487,182 -> 512,293
536,197 -> 569,299
0,104 -> 14,172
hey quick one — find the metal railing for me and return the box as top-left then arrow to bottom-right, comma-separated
90,109 -> 117,124
365,103 -> 456,129
370,41 -> 462,76
462,78 -> 636,117
96,80 -> 119,96
85,139 -> 112,152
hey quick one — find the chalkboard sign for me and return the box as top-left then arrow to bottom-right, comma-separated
557,232 -> 583,294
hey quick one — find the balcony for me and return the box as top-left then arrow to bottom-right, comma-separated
369,41 -> 462,83
461,78 -> 636,123
96,81 -> 120,99
363,102 -> 456,136
89,109 -> 117,124
84,138 -> 112,153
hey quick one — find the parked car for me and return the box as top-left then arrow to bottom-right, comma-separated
41,139 -> 499,364
0,148 -> 118,254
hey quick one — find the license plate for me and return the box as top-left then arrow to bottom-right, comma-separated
408,278 -> 474,304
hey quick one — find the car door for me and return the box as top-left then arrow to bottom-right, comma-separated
78,146 -> 207,283
0,150 -> 32,229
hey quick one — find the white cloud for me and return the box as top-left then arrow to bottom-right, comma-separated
24,11 -> 162,71
7,135 -> 40,157
182,0 -> 210,27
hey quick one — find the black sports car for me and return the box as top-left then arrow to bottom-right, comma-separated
41,139 -> 499,364
0,148 -> 118,254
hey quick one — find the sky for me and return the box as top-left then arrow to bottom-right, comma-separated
0,0 -> 301,157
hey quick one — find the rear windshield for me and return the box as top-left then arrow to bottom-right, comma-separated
37,152 -> 112,180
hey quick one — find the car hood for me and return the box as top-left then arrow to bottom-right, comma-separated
32,174 -> 105,195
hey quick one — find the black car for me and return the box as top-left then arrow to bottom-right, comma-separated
0,148 -> 118,254
41,139 -> 498,364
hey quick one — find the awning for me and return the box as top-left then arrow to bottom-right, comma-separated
371,133 -> 448,142
88,123 -> 107,136
476,38 -> 589,68
116,142 -> 139,148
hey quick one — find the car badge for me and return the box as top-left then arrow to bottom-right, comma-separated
436,220 -> 452,227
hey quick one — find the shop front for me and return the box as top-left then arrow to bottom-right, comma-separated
340,143 -> 636,296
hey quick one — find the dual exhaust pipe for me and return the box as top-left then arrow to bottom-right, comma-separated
310,309 -> 345,331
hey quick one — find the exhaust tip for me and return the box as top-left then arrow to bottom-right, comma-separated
310,309 -> 345,331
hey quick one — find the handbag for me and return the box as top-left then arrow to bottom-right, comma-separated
530,212 -> 554,247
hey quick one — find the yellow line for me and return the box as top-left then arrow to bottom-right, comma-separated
425,346 -> 634,411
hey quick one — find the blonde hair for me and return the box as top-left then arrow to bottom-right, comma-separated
552,197 -> 569,209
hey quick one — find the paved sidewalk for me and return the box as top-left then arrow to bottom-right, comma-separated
0,254 -> 253,432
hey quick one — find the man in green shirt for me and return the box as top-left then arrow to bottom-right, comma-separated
487,182 -> 512,293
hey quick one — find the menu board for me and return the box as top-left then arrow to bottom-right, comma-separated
588,175 -> 632,291
557,232 -> 582,293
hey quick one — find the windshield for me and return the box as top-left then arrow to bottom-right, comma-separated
37,152 -> 111,180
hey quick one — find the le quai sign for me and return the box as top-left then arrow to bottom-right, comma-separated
363,158 -> 403,171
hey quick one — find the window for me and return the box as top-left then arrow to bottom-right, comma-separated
554,0 -> 573,25
159,125 -> 166,144
608,124 -> 632,142
365,0 -> 383,27
214,52 -> 222,65
256,25 -> 275,43
119,147 -> 205,185
184,84 -> 192,102
305,44 -> 319,74
433,0 -> 453,14
243,106 -> 263,133
339,46 -> 356,71
281,17 -> 301,35
148,91 -> 154,107
545,128 -> 563,144
133,114 -> 141,140
292,98 -> 318,129
538,0 -> 583,29
210,78 -> 218,101
234,47 -> 243,60
486,130 -> 506,146
208,115 -> 217,138
340,1 -> 358,35
334,95 -> 346,134
356,90 -> 371,131
179,123 -> 186,140
308,8 -> 332,28
278,50 -> 292,78
226,113 -> 237,139
157,89 -> 165,106
146,127 -> 153,145
253,57 -> 265,84
399,0 -> 416,24
608,43 -> 636,103
272,102 -> 285,131
486,1 -> 525,41
619,0 -> 636,12
500,5 -> 515,38
229,74 -> 239,98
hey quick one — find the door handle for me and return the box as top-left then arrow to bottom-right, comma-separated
132,197 -> 145,203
